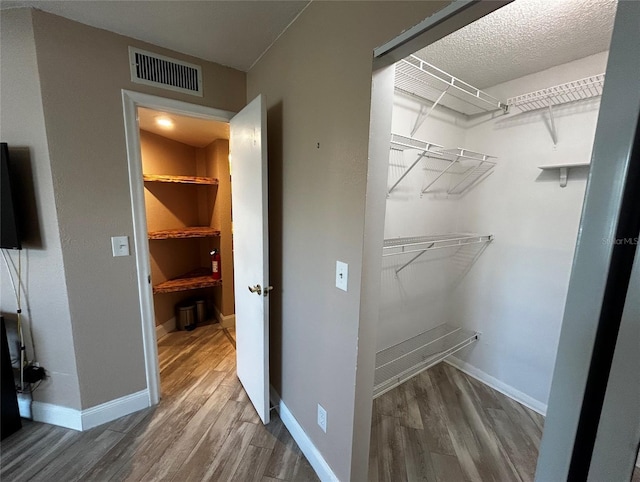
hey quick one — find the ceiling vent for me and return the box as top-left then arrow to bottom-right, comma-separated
128,47 -> 203,97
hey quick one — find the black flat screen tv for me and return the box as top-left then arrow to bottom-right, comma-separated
1,143 -> 22,250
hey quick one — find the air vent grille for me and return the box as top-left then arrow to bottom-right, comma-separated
128,47 -> 203,97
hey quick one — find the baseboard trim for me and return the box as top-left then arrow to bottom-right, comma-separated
81,389 -> 150,430
31,389 -> 150,431
270,387 -> 339,482
156,317 -> 176,339
445,357 -> 547,416
213,305 -> 235,329
32,401 -> 82,431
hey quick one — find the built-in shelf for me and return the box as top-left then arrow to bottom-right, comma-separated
539,162 -> 590,187
143,174 -> 219,185
374,323 -> 479,398
383,233 -> 494,275
153,268 -> 222,294
148,227 -> 221,240
395,55 -> 508,117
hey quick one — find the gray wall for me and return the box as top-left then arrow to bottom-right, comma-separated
246,2 -> 445,479
1,8 -> 246,410
0,8 -> 82,409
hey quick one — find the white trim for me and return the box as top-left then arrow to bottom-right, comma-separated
81,389 -> 150,430
32,402 -> 82,431
17,393 -> 32,419
212,304 -> 236,329
156,317 -> 176,339
445,357 -> 547,416
30,390 -> 150,431
121,89 -> 236,406
271,388 -> 340,482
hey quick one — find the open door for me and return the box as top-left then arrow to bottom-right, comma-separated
230,95 -> 271,424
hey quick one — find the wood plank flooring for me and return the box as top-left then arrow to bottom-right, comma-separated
0,324 -> 317,482
369,362 -> 546,482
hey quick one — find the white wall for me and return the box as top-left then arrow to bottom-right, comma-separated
0,9 -> 82,409
378,51 -> 608,408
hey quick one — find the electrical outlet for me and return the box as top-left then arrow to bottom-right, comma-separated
317,403 -> 327,433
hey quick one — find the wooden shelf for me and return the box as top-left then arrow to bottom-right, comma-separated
148,227 -> 221,240
153,268 -> 222,294
143,174 -> 219,185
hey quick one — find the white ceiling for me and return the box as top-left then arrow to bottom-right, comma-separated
416,0 -> 617,89
138,107 -> 229,148
1,0 -> 309,72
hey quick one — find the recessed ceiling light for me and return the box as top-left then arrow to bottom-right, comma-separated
155,116 -> 174,129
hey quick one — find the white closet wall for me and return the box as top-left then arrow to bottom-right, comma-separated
378,51 -> 608,410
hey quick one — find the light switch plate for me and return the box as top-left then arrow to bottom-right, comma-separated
111,236 -> 130,257
336,261 -> 348,291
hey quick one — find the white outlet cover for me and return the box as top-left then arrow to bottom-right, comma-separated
336,261 -> 348,291
317,403 -> 327,433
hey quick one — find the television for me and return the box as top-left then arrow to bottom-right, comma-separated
1,143 -> 22,250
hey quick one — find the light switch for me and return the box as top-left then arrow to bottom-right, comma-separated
336,261 -> 348,291
111,236 -> 130,257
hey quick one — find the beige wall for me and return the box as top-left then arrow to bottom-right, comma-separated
27,9 -> 246,409
203,139 -> 235,317
247,2 -> 445,479
0,8 -> 82,409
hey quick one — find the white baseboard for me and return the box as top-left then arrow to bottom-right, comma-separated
270,387 -> 339,482
30,389 -> 150,431
213,305 -> 235,329
445,357 -> 547,416
81,389 -> 150,430
32,401 -> 82,431
156,317 -> 176,339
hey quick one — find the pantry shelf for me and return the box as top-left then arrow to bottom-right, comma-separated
143,174 -> 219,185
374,323 -> 479,398
153,268 -> 222,294
422,148 -> 497,195
148,227 -> 221,240
395,55 -> 508,117
388,134 -> 446,194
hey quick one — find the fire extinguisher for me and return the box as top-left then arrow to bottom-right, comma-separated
210,249 -> 221,280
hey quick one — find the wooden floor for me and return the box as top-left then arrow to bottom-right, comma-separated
369,362 -> 546,482
0,324 -> 317,482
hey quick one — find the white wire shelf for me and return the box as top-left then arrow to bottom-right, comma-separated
374,323 -> 479,398
387,135 -> 498,196
395,55 -> 508,117
383,233 -> 494,275
507,74 -> 605,112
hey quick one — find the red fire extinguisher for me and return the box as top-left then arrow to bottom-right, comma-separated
210,249 -> 221,280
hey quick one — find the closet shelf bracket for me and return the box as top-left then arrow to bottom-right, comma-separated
387,134 -> 445,195
421,148 -> 497,196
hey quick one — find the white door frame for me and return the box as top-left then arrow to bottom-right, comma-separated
121,89 -> 236,405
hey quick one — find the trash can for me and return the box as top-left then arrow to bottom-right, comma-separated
176,303 -> 196,331
194,299 -> 207,324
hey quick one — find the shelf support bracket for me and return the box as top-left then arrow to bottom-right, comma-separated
410,87 -> 450,137
559,167 -> 568,188
395,243 -> 434,276
547,104 -> 558,145
388,151 -> 427,195
421,157 -> 459,194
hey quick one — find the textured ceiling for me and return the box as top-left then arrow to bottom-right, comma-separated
1,0 -> 309,71
416,0 -> 617,89
138,107 -> 229,148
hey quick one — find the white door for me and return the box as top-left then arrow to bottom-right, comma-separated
230,95 -> 270,424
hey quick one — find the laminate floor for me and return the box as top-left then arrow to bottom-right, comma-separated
369,362 -> 546,482
1,324 -> 318,482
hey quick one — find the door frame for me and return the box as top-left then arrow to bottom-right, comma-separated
121,90 -> 236,404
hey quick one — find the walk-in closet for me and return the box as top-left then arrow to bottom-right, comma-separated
369,0 -> 618,479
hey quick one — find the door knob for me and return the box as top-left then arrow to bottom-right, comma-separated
248,284 -> 262,295
263,286 -> 274,297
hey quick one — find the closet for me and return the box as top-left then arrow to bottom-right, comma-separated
138,107 -> 235,334
372,0 -> 614,410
